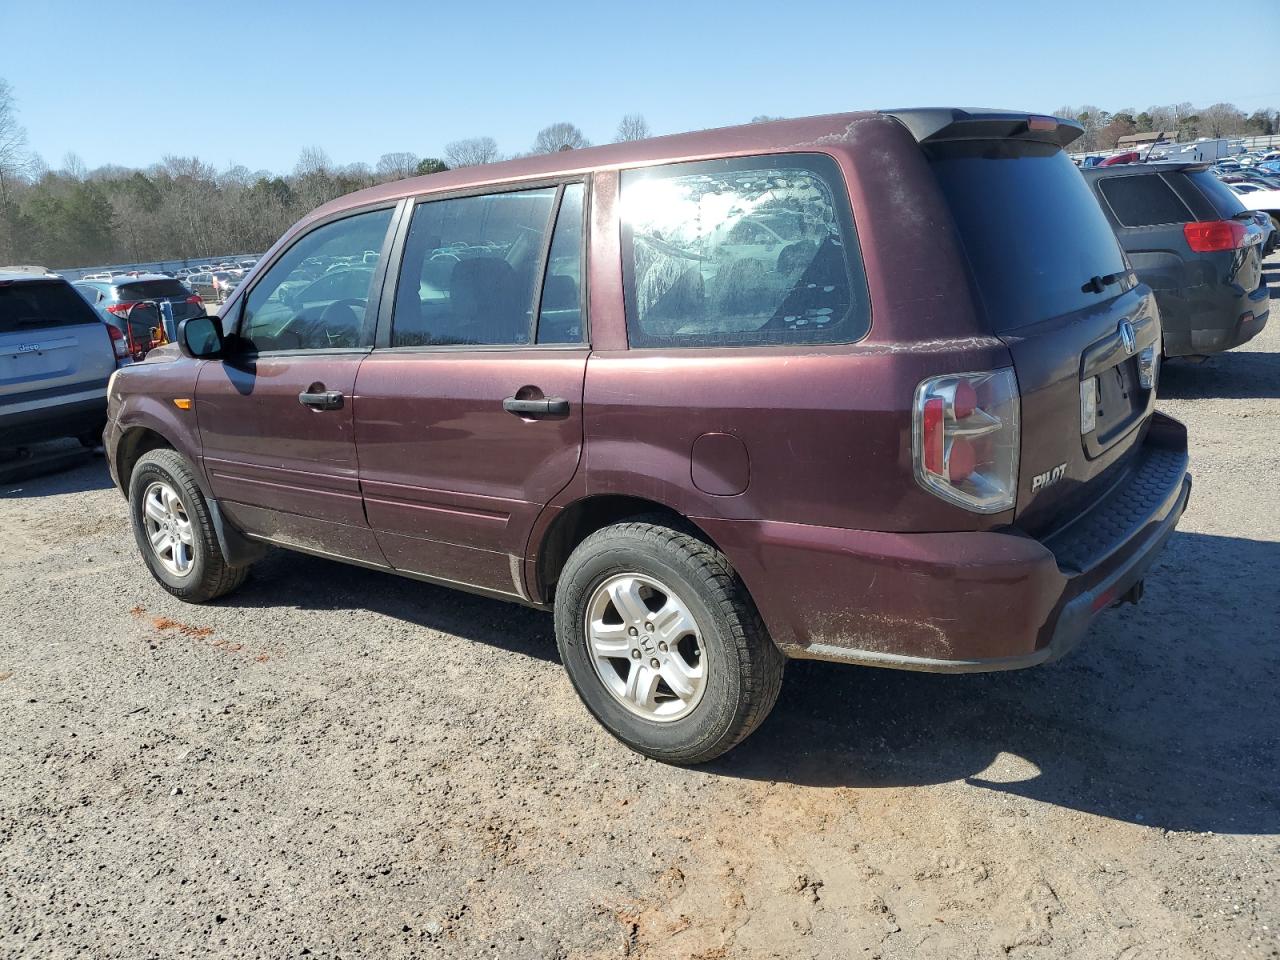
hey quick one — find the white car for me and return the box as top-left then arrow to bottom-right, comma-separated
1226,182 -> 1280,232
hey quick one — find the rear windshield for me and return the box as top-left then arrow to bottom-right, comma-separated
117,279 -> 190,300
926,141 -> 1127,332
1185,169 -> 1249,219
0,279 -> 102,333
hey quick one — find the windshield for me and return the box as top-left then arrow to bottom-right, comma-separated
926,140 -> 1128,332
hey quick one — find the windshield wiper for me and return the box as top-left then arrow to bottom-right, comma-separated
1081,272 -> 1123,294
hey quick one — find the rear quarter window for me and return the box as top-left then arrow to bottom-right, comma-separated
1185,170 -> 1250,219
620,153 -> 870,348
0,280 -> 102,333
1098,175 -> 1192,227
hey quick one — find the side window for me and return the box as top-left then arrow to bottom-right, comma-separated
1099,175 -> 1192,227
620,154 -> 869,348
392,188 -> 557,347
239,206 -> 393,352
537,182 -> 585,344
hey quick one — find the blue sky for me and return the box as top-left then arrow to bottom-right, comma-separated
5,0 -> 1279,174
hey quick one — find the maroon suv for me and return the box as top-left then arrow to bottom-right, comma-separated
104,109 -> 1191,763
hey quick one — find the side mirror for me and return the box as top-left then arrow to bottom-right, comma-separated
177,315 -> 225,359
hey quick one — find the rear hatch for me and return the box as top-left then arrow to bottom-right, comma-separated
906,112 -> 1159,537
115,278 -> 206,326
1180,169 -> 1266,294
0,277 -> 116,403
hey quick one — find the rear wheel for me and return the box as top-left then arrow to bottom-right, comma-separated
128,449 -> 249,602
554,518 -> 784,764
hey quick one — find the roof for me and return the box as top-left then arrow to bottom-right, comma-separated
298,108 -> 1083,232
0,268 -> 59,282
303,112 -> 877,224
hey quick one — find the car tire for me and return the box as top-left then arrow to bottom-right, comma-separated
554,517 -> 785,764
128,448 -> 249,603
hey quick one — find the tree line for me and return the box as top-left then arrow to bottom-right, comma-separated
0,81 -> 652,270
1054,102 -> 1278,152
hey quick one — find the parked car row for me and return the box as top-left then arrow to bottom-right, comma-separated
101,108 -> 1200,764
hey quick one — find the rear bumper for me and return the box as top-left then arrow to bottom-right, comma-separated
0,393 -> 108,447
703,413 -> 1190,672
1159,278 -> 1269,356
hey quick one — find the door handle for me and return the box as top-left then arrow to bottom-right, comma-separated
298,389 -> 345,410
503,396 -> 570,417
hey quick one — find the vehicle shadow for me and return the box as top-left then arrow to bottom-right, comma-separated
1159,348 -> 1280,400
216,527 -> 1278,835
0,446 -> 114,497
712,530 -> 1280,835
223,549 -> 560,664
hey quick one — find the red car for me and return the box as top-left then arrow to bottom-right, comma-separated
103,109 -> 1190,763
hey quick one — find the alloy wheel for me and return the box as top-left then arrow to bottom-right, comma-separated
141,480 -> 195,578
584,573 -> 707,722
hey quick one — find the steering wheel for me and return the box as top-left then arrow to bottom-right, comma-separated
316,298 -> 367,347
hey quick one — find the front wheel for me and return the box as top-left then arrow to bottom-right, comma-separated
128,448 -> 249,603
554,518 -> 784,764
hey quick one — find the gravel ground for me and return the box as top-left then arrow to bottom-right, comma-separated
2,263 -> 1278,960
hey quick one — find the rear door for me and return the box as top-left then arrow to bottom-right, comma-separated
0,277 -> 115,423
354,181 -> 589,598
923,138 -> 1158,536
194,205 -> 398,562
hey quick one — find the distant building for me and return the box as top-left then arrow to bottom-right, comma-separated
1116,131 -> 1170,148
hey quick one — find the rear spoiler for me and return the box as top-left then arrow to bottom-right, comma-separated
880,108 -> 1083,149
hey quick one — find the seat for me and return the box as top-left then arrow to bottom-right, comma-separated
445,257 -> 524,345
713,257 -> 773,318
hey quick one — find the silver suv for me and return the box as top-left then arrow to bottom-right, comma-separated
1,271 -> 120,448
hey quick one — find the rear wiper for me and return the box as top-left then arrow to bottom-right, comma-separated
1081,272 -> 1123,294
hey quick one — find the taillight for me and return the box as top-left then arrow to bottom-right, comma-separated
186,294 -> 203,306
1183,220 -> 1247,253
105,300 -> 139,317
104,323 -> 129,360
913,369 -> 1020,514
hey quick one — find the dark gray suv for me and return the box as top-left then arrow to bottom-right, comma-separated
1083,162 -> 1269,357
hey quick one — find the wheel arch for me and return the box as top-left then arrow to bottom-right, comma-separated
113,424 -> 181,495
530,494 -> 722,604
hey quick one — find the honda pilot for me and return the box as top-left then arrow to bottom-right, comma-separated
103,109 -> 1191,763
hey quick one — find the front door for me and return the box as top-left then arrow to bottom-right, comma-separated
195,204 -> 399,563
355,183 -> 589,597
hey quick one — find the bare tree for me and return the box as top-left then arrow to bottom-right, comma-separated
614,113 -> 651,142
750,115 -> 786,123
61,152 -> 87,181
1199,102 -> 1247,138
444,136 -> 500,168
375,152 -> 420,180
532,123 -> 589,155
0,77 -> 30,208
294,146 -> 331,178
